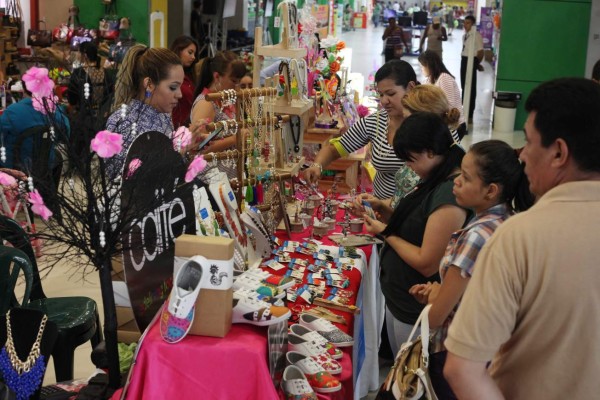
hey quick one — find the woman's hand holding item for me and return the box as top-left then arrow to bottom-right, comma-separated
409,283 -> 433,304
409,281 -> 441,305
364,215 -> 387,235
304,164 -> 322,183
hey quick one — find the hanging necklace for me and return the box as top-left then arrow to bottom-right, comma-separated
0,311 -> 48,400
289,116 -> 301,153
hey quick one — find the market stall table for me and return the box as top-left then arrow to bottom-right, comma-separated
112,208 -> 383,400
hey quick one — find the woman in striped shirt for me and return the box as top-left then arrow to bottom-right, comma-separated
304,60 -> 417,199
356,85 -> 462,221
418,50 -> 467,139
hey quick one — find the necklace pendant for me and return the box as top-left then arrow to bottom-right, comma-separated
294,145 -> 300,152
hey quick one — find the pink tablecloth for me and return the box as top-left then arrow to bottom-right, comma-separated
114,323 -> 279,400
112,207 -> 371,400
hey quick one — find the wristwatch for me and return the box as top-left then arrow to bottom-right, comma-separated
310,162 -> 323,173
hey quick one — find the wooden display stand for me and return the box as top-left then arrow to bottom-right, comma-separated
253,25 -> 312,164
303,110 -> 365,192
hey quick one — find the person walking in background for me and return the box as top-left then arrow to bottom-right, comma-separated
373,2 -> 383,28
444,77 -> 600,400
344,4 -> 355,32
419,16 -> 447,59
460,15 -> 483,124
383,17 -> 410,62
418,50 -> 466,138
446,6 -> 455,36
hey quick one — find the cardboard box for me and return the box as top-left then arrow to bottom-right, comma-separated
116,306 -> 141,344
174,235 -> 234,338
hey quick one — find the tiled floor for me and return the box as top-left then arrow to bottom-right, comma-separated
34,21 -> 525,390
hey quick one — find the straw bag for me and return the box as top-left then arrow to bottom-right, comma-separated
376,305 -> 438,400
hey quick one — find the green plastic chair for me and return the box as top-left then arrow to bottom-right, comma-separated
0,215 -> 103,382
0,245 -> 33,315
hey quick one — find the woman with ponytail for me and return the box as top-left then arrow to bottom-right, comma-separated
189,51 -> 246,178
105,44 -> 183,178
364,112 -> 471,357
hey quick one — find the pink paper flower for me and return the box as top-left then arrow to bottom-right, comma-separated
28,189 -> 53,221
357,104 -> 370,118
91,130 -> 123,158
0,172 -> 17,187
22,67 -> 55,98
185,156 -> 207,183
32,95 -> 58,115
126,158 -> 142,179
172,126 -> 192,151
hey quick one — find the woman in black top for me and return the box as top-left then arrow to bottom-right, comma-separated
364,112 -> 470,356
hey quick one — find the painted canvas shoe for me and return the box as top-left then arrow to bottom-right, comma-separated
232,297 -> 291,326
288,333 -> 342,375
290,324 -> 343,360
160,256 -> 207,343
286,351 -> 342,393
281,365 -> 318,400
299,314 -> 354,347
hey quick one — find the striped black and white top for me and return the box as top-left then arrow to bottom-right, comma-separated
338,111 -> 404,199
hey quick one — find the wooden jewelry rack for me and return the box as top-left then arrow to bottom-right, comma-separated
202,88 -> 300,216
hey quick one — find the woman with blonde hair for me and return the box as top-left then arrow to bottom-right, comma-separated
401,84 -> 461,139
106,44 -> 183,178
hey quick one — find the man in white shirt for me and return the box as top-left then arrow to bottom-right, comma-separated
460,15 -> 483,124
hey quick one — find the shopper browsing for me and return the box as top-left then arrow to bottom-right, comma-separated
106,45 -> 183,179
170,35 -> 200,129
363,112 -> 470,355
444,78 -> 600,399
303,60 -> 418,199
408,140 -> 532,399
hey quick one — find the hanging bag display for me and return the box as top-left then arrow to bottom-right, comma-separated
376,305 -> 438,400
53,6 -> 81,44
71,28 -> 99,51
27,20 -> 52,47
99,1 -> 120,40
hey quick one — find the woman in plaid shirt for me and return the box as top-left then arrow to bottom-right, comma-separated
410,140 -> 534,399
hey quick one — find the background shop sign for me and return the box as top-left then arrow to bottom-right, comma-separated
120,131 -> 196,330
311,4 -> 330,38
480,7 -> 494,50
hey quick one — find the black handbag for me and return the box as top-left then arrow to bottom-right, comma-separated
27,20 -> 52,47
